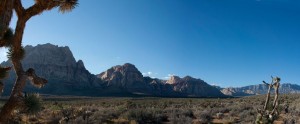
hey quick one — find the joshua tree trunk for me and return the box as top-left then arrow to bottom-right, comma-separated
0,9 -> 29,122
0,0 -> 14,37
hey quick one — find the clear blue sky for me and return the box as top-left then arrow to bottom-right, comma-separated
1,0 -> 300,87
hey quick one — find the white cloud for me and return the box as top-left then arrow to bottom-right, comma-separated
142,71 -> 157,78
142,71 -> 152,76
0,48 -> 8,62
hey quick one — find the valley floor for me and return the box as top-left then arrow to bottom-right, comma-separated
1,94 -> 300,124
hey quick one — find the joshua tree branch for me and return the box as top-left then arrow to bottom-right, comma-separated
24,0 -> 78,19
25,1 -> 60,19
14,0 -> 25,17
262,81 -> 268,86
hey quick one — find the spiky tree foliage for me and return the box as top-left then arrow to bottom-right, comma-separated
0,0 -> 78,122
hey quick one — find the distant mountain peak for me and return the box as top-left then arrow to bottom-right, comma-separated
166,75 -> 181,84
22,43 -> 76,67
182,76 -> 198,81
1,43 -> 101,96
123,63 -> 136,67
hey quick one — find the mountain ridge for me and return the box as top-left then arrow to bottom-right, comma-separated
1,43 -> 226,97
2,43 -> 299,97
220,83 -> 300,96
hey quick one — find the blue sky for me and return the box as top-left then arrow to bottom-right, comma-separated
1,0 -> 300,87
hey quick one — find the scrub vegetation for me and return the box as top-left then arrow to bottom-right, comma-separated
0,94 -> 299,124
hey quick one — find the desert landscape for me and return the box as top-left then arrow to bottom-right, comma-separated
1,0 -> 300,123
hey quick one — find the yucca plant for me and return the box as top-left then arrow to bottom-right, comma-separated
22,93 -> 42,115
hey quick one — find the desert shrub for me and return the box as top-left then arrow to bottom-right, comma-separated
126,100 -> 137,109
60,107 -> 80,123
89,107 -> 121,123
125,108 -> 165,123
216,112 -> 224,119
47,115 -> 62,124
238,110 -> 255,123
74,117 -> 85,124
170,115 -> 193,124
199,110 -> 212,123
218,107 -> 230,113
283,114 -> 296,124
182,109 -> 194,118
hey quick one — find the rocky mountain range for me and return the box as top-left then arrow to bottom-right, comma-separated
221,83 -> 300,96
1,43 -> 299,97
1,44 -> 103,96
1,43 -> 226,97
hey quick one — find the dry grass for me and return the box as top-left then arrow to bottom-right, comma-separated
0,94 -> 299,123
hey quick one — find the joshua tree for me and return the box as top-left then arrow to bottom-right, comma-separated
0,0 -> 78,122
256,76 -> 281,124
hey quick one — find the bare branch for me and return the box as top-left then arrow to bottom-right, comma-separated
262,81 -> 269,86
263,84 -> 272,110
271,82 -> 280,115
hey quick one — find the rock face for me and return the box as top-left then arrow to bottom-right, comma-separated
221,88 -> 254,96
1,43 -> 227,97
221,83 -> 300,97
166,76 -> 181,84
168,76 -> 226,97
98,63 -> 153,95
97,64 -> 226,97
1,43 -> 102,96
